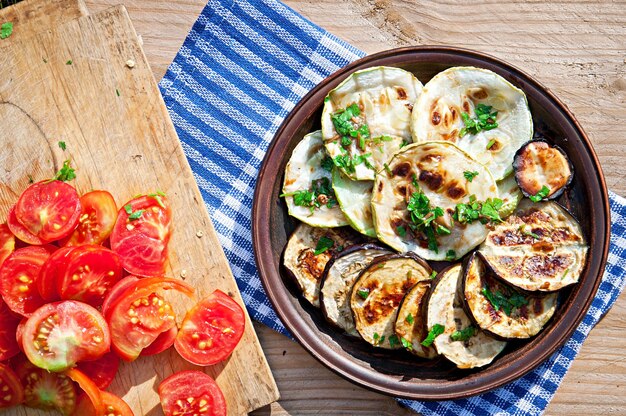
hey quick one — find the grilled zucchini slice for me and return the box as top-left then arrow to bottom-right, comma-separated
411,66 -> 532,180
283,224 -> 365,307
371,141 -> 497,261
332,169 -> 375,237
497,173 -> 523,218
394,280 -> 438,359
426,264 -> 507,369
320,244 -> 392,336
350,253 -> 432,349
479,199 -> 588,291
463,253 -> 557,339
321,66 -> 423,180
513,140 -> 573,200
282,131 -> 348,227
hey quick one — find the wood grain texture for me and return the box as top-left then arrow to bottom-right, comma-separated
0,5 -> 278,415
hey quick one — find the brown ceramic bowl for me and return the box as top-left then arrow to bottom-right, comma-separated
252,46 -> 610,400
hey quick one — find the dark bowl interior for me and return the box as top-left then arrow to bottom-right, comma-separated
252,46 -> 610,400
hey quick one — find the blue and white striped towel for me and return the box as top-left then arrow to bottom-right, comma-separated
159,0 -> 626,414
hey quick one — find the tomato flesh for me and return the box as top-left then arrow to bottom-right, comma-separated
14,355 -> 77,414
23,300 -> 111,372
110,195 -> 172,277
0,223 -> 15,268
158,370 -> 226,416
0,245 -> 56,316
64,368 -> 105,415
0,362 -> 24,409
0,298 -> 21,360
141,326 -> 177,356
7,205 -> 43,245
15,180 -> 81,242
74,390 -> 134,416
64,190 -> 118,246
59,245 -> 122,307
101,275 -> 140,318
37,246 -> 76,302
175,290 -> 245,366
76,351 -> 120,390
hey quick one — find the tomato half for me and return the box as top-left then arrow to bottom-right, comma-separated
175,290 -> 245,366
22,301 -> 111,372
141,326 -> 177,356
63,190 -> 118,246
110,194 -> 172,277
7,205 -> 43,245
101,275 -> 139,318
0,297 -> 21,360
76,351 -> 120,390
15,180 -> 81,243
107,277 -> 193,361
64,368 -> 105,415
37,246 -> 76,302
58,245 -> 122,307
0,245 -> 56,316
158,371 -> 226,416
0,362 -> 24,409
0,223 -> 15,268
74,390 -> 134,416
14,354 -> 77,414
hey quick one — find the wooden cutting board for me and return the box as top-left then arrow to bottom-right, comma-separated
0,5 -> 279,415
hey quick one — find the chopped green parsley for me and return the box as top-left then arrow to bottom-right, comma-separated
0,22 -> 13,40
421,324 -> 445,347
459,104 -> 499,137
481,286 -> 528,316
314,236 -> 334,255
52,160 -> 76,182
450,326 -> 477,342
530,185 -> 550,202
463,170 -> 479,182
281,177 -> 338,213
400,337 -> 413,350
330,103 -> 370,149
58,141 -> 66,151
405,313 -> 414,325
356,288 -> 370,300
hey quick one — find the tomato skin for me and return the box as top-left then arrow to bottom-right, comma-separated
76,351 -> 120,390
158,370 -> 226,416
0,223 -> 16,268
110,195 -> 172,277
101,275 -> 140,318
37,246 -> 76,302
7,205 -> 43,245
0,298 -> 21,361
107,277 -> 194,361
175,290 -> 245,366
15,180 -> 81,243
58,245 -> 123,307
141,326 -> 177,356
64,190 -> 118,246
74,390 -> 135,416
0,362 -> 24,408
23,301 -> 111,372
64,368 -> 105,415
15,318 -> 26,352
0,245 -> 56,316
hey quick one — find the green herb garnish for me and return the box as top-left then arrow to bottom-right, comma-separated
373,332 -> 385,346
454,197 -> 503,225
388,335 -> 399,348
66,60 -> 73,65
450,326 -> 477,342
445,250 -> 456,261
481,286 -> 528,316
314,236 -> 334,255
330,103 -> 369,149
53,160 -> 76,182
147,192 -> 166,209
116,89 -> 120,97
281,177 -> 338,212
401,337 -> 413,350
128,209 -> 144,221
486,139 -> 496,150
124,204 -> 133,215
357,288 -> 370,300
405,313 -> 414,325
518,225 -> 540,239
0,22 -> 13,40
320,156 -> 334,172
421,324 -> 445,347
58,141 -> 66,151
429,270 -> 437,280
530,185 -> 550,202
396,225 -> 406,237
459,104 -> 499,137
463,170 -> 479,182
406,191 -> 448,253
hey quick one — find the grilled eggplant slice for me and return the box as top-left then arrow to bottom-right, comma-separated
497,173 -> 523,219
411,66 -> 533,180
479,199 -> 588,291
371,141 -> 497,261
513,140 -> 573,200
321,66 -> 423,180
394,280 -> 437,359
350,253 -> 432,349
282,131 -> 348,227
426,264 -> 507,369
332,169 -> 375,237
463,253 -> 557,339
283,224 -> 364,307
320,244 -> 392,336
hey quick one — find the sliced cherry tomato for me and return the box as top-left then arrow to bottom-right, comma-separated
58,245 -> 122,307
14,354 -> 77,414
0,223 -> 15,268
15,180 -> 81,243
15,318 -> 26,352
7,205 -> 43,245
175,290 -> 245,366
141,326 -> 177,356
74,390 -> 134,416
107,277 -> 193,361
64,368 -> 105,415
63,190 -> 118,246
22,301 -> 110,371
76,351 -> 120,390
37,246 -> 76,302
101,275 -> 139,318
0,245 -> 56,316
110,194 -> 172,277
0,297 -> 21,360
158,370 -> 226,416
0,362 -> 24,409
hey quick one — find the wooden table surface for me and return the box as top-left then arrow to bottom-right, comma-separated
63,0 -> 626,414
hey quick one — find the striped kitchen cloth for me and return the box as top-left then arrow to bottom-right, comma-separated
158,0 -> 626,414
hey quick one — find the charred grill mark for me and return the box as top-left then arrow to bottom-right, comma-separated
392,162 -> 412,177
462,101 -> 470,113
397,185 -> 407,198
396,87 -> 407,100
406,103 -> 413,112
446,183 -> 466,200
532,241 -> 554,253
450,108 -> 457,120
419,170 -> 443,190
518,304 -> 529,320
524,254 -> 570,278
432,111 -> 441,125
488,140 -> 501,151
533,298 -> 544,315
297,249 -> 329,281
471,88 -> 488,100
379,94 -> 390,106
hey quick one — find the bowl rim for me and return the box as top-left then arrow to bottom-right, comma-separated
252,45 -> 610,400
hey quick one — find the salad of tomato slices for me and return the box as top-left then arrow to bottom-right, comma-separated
0,161 -> 243,415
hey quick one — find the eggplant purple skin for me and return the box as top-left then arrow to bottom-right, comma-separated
318,243 -> 391,333
512,139 -> 574,201
394,277 -> 436,357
